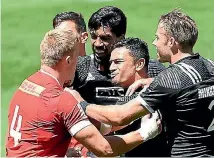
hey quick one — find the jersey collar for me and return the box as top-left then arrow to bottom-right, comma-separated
174,53 -> 200,64
40,69 -> 61,86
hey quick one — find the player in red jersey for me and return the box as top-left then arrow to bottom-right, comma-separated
6,28 -> 161,157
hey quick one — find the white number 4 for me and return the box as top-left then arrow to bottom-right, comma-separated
10,105 -> 23,147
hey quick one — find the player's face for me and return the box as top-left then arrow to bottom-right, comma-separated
152,22 -> 171,63
57,21 -> 78,34
57,21 -> 87,56
110,47 -> 136,88
90,26 -> 119,63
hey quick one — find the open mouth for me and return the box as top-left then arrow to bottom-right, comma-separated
95,51 -> 106,57
110,73 -> 117,79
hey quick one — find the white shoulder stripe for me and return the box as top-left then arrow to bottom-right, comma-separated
208,59 -> 214,66
175,64 -> 196,84
179,63 -> 202,82
64,87 -> 73,93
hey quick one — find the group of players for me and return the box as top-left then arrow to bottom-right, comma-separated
6,6 -> 214,157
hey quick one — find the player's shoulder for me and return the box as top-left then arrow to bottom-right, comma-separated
28,71 -> 62,87
148,59 -> 166,78
77,55 -> 92,67
58,88 -> 78,110
150,65 -> 182,89
74,55 -> 92,83
148,59 -> 165,68
199,56 -> 214,76
155,64 -> 179,79
18,71 -> 63,100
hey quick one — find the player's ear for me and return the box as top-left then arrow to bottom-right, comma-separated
66,56 -> 71,65
135,58 -> 145,71
80,32 -> 88,44
168,37 -> 175,47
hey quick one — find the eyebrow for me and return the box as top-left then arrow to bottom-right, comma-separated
90,31 -> 113,37
109,58 -> 124,62
99,34 -> 113,38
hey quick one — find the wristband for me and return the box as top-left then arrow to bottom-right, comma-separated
79,101 -> 90,112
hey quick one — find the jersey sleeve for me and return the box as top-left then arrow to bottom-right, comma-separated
137,68 -> 178,112
59,88 -> 92,136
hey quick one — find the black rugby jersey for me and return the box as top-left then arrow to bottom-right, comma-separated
115,89 -> 170,157
73,54 -> 166,104
138,54 -> 214,157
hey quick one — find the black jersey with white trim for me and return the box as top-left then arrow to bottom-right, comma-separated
72,54 -> 165,104
115,89 -> 170,157
138,54 -> 214,157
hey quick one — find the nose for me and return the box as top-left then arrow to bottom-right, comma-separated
110,61 -> 117,73
94,37 -> 104,47
152,39 -> 156,46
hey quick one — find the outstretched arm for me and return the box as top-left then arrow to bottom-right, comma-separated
73,113 -> 160,157
68,89 -> 153,126
85,98 -> 149,126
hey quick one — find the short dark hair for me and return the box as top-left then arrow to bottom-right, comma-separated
159,8 -> 198,49
113,37 -> 150,68
53,11 -> 86,33
88,6 -> 127,37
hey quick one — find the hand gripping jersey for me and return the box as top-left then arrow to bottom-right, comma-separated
115,89 -> 170,157
6,71 -> 91,157
68,54 -> 166,157
137,54 -> 214,157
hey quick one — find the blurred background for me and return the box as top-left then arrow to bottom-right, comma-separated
1,0 -> 214,156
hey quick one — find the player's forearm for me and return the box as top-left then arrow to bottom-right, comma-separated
74,112 -> 160,157
111,125 -> 129,132
103,131 -> 143,156
85,99 -> 148,126
86,104 -> 125,126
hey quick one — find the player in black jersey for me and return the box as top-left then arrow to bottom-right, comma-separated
53,11 -> 88,57
72,6 -> 165,105
69,6 -> 165,157
71,9 -> 214,157
108,37 -> 170,157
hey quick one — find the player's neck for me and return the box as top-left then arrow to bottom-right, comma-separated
79,45 -> 86,56
135,70 -> 148,81
40,65 -> 64,87
171,48 -> 194,64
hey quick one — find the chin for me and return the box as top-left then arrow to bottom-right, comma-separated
158,58 -> 164,63
112,80 -> 119,86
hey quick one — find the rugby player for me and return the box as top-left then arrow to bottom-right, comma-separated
5,28 -> 161,157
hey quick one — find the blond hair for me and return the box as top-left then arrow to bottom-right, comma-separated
159,8 -> 198,49
40,28 -> 78,67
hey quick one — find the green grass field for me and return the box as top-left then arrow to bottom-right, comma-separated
1,0 -> 214,156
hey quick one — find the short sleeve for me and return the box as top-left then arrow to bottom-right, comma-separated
59,88 -> 92,136
137,70 -> 178,113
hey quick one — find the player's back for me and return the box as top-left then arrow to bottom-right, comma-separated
171,77 -> 214,157
151,54 -> 214,156
6,71 -> 73,157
